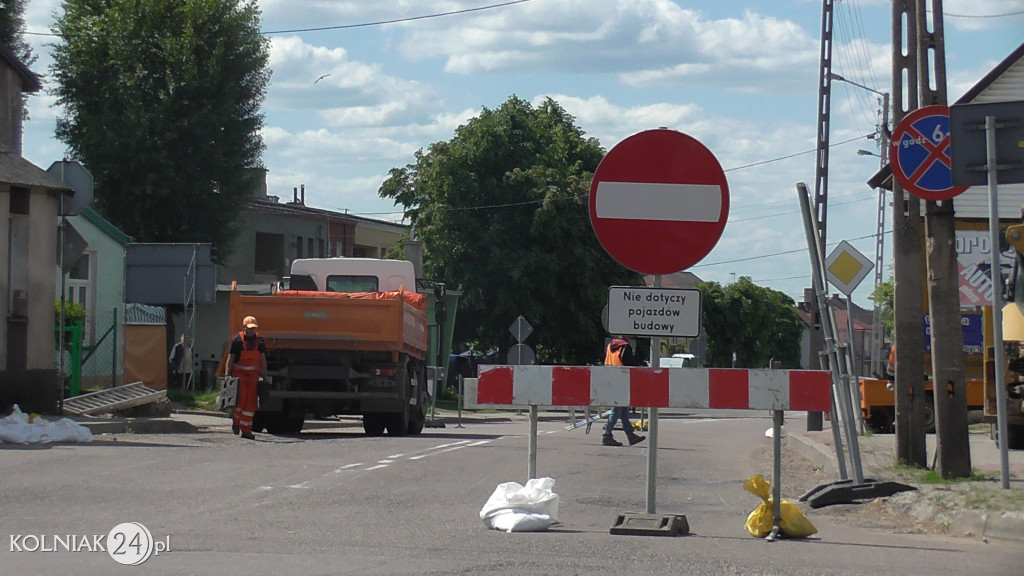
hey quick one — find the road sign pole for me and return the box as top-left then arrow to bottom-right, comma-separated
985,115 -> 1011,490
646,275 -> 662,514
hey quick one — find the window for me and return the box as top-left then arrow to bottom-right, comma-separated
326,275 -> 378,293
254,233 -> 285,276
296,236 -> 304,259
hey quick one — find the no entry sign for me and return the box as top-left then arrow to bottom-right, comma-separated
890,105 -> 968,201
589,129 -> 729,275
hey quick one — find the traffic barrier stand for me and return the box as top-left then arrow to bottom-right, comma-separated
466,365 -> 834,538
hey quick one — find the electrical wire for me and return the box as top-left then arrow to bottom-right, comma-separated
25,0 -> 535,37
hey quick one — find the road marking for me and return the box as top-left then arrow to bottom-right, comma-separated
364,464 -> 389,471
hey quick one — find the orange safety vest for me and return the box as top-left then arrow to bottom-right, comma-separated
605,342 -> 627,366
232,331 -> 262,375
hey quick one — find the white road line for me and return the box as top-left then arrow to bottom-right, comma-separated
364,464 -> 389,471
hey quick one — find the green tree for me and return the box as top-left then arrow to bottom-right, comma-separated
50,0 -> 271,262
0,0 -> 34,65
0,0 -> 36,120
697,277 -> 803,368
380,96 -> 642,364
869,275 -> 894,339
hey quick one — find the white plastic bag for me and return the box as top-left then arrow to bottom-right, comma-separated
479,477 -> 560,533
0,405 -> 92,444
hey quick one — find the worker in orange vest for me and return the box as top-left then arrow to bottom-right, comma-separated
224,315 -> 267,440
601,338 -> 646,447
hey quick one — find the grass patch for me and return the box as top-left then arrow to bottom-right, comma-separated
166,388 -> 221,412
890,462 -> 997,484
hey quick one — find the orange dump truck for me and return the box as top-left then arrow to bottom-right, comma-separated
228,258 -> 429,436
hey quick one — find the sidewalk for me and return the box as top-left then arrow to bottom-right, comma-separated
788,422 -> 1024,543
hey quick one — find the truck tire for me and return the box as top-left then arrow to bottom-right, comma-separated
407,405 -> 425,435
923,393 -> 935,433
363,414 -> 386,436
1006,425 -> 1024,450
386,412 -> 409,436
267,411 -> 305,435
407,362 -> 426,435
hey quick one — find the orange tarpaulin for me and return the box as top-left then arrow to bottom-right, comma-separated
124,324 -> 167,391
274,289 -> 427,310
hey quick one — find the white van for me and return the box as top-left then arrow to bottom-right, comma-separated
286,258 -> 416,293
659,353 -> 696,368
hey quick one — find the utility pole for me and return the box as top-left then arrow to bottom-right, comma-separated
891,0 -> 928,467
805,0 -> 836,433
917,0 -> 971,478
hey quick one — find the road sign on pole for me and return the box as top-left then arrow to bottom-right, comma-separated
606,286 -> 701,338
589,129 -> 729,275
889,105 -> 968,201
825,240 -> 873,296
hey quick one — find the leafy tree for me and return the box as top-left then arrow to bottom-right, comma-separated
869,275 -> 894,339
0,0 -> 34,65
380,96 -> 642,364
50,0 -> 271,262
697,276 -> 803,368
0,0 -> 36,119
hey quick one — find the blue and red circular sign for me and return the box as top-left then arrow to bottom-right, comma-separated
889,105 -> 967,201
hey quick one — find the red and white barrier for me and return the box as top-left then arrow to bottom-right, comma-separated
466,365 -> 831,412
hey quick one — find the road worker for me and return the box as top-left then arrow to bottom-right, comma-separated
224,316 -> 267,440
601,338 -> 646,447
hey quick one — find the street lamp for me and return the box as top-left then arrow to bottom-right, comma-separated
831,72 -> 891,378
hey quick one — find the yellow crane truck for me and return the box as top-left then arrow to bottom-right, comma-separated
984,224 -> 1024,449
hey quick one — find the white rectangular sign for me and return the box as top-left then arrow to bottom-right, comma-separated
607,287 -> 701,338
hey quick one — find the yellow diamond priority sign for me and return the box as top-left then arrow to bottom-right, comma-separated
825,240 -> 873,296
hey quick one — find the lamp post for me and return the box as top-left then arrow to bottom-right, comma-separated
830,73 -> 891,378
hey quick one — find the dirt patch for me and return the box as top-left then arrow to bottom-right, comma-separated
748,441 -> 952,536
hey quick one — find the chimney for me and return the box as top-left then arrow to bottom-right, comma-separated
301,184 -> 305,205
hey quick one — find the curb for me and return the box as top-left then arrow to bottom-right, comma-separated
80,418 -> 198,435
786,433 -> 1024,544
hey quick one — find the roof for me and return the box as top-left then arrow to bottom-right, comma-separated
0,44 -> 41,93
0,149 -> 72,190
866,42 -> 1024,217
80,206 -> 133,246
248,199 -> 407,231
955,41 -> 1024,105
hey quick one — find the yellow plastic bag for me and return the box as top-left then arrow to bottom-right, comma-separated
743,475 -> 817,538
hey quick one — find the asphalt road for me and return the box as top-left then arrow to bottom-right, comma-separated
1,412 -> 1020,575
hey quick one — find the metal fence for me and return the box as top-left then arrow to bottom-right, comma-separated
80,307 -> 123,391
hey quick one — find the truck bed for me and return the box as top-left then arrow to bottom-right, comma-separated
229,290 -> 428,359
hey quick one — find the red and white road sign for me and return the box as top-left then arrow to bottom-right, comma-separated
589,129 -> 730,275
468,365 -> 831,412
890,105 -> 968,201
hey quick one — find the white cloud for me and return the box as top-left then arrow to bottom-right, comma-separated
395,1 -> 819,91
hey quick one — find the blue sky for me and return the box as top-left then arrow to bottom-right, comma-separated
20,0 -> 1024,307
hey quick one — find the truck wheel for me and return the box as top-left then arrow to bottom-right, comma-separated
1006,425 -> 1024,450
251,411 -> 269,433
386,412 -> 409,436
363,414 -> 386,436
923,393 -> 935,433
269,413 -> 305,435
407,405 -> 425,435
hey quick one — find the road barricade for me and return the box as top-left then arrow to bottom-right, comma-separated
464,365 -> 832,540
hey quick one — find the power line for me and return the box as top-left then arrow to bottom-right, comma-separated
26,0 -> 535,38
347,134 -> 877,219
943,9 -> 1024,19
693,230 -> 888,268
